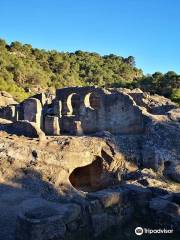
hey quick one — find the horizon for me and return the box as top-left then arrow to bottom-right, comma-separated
1,0 -> 180,74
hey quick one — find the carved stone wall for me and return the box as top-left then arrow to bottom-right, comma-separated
56,86 -> 144,135
23,98 -> 42,128
0,87 -> 145,136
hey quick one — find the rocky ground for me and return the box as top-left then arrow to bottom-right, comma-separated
0,90 -> 179,240
0,131 -> 179,240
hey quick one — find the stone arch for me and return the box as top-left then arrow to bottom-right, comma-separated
66,93 -> 81,115
84,92 -> 101,110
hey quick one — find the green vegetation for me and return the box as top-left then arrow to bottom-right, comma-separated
0,38 -> 179,104
132,71 -> 180,105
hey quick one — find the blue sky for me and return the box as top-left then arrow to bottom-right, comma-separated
0,0 -> 180,74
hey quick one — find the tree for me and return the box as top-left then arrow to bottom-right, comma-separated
0,39 -> 6,49
10,41 -> 23,52
0,38 -> 178,105
124,56 -> 135,67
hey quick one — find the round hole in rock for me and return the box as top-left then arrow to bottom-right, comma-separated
69,157 -> 104,192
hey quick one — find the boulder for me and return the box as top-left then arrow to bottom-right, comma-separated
0,120 -> 46,140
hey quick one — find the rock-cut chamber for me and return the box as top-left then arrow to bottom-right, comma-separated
69,157 -> 104,192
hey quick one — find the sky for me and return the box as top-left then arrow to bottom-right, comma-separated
0,0 -> 180,74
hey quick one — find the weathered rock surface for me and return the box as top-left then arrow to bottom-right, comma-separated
0,134 -> 126,194
112,88 -> 177,115
142,121 -> 180,172
0,91 -> 18,107
0,120 -> 46,139
0,87 -> 179,239
0,132 -> 179,240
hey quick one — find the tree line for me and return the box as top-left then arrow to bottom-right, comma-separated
0,39 -> 179,104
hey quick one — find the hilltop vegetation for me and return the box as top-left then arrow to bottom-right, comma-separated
0,39 -> 179,104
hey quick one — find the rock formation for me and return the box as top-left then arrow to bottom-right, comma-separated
1,86 -> 145,135
0,87 -> 179,240
0,91 -> 18,107
0,86 -> 178,137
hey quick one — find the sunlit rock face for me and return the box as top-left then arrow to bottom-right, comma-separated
0,86 -> 178,139
0,87 -> 179,240
0,87 -> 145,136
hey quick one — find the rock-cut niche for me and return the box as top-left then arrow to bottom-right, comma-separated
69,156 -> 104,192
84,92 -> 101,110
67,93 -> 81,115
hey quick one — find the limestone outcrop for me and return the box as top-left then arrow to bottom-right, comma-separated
112,88 -> 177,114
0,86 -> 179,138
0,131 -> 179,240
0,87 -> 179,240
0,134 -> 126,194
142,121 -> 180,170
0,87 -> 179,184
0,87 -> 145,135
